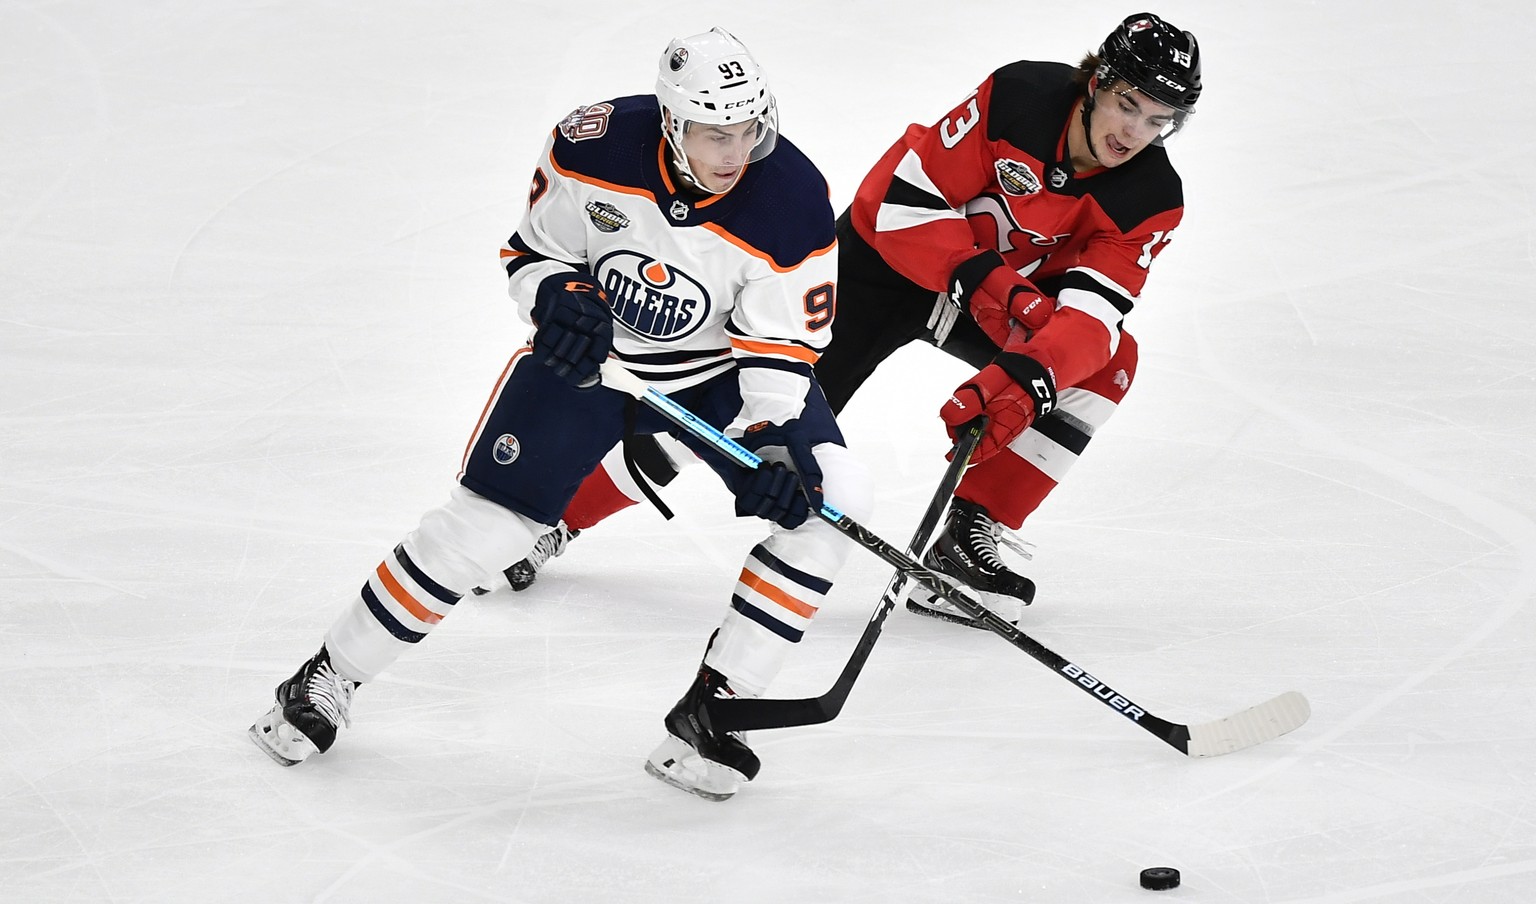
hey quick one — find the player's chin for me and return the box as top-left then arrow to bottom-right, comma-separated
705,170 -> 741,191
1098,136 -> 1141,167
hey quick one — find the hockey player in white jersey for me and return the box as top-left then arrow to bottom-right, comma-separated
249,28 -> 872,801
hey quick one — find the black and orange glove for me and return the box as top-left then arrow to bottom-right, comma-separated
530,271 -> 614,388
733,419 -> 824,529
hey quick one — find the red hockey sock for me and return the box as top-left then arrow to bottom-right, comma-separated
955,454 -> 1055,530
563,465 -> 639,530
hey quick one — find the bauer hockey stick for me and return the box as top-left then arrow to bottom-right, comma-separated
598,361 -> 1312,757
706,417 -> 985,732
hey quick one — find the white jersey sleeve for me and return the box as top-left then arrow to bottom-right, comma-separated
724,245 -> 836,432
500,130 -> 590,323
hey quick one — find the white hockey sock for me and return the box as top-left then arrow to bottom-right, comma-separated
325,486 -> 543,682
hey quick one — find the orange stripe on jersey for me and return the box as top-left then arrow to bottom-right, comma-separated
738,568 -> 818,619
730,337 -> 820,364
499,247 -> 527,260
549,148 -> 656,202
701,224 -> 835,274
375,562 -> 442,625
657,143 -> 676,194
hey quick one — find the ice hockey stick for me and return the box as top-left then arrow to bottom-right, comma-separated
598,361 -> 1311,757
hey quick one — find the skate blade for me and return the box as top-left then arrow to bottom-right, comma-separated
904,584 -> 1021,630
248,706 -> 315,767
644,736 -> 742,801
905,596 -> 991,630
644,760 -> 736,801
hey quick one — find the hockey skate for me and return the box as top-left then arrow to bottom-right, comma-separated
645,663 -> 761,801
471,521 -> 579,595
906,497 -> 1036,629
249,646 -> 358,766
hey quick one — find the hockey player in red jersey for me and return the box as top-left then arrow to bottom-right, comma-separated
829,12 -> 1200,626
485,13 -> 1200,629
249,28 -> 872,801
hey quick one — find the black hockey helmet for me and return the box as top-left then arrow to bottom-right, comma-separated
1097,13 -> 1201,113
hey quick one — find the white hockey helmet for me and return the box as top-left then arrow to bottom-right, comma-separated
655,27 -> 779,193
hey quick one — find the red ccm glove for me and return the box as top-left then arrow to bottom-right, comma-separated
949,250 -> 1054,347
940,350 -> 1057,464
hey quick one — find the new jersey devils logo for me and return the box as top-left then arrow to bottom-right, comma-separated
963,194 -> 1070,256
594,250 -> 710,341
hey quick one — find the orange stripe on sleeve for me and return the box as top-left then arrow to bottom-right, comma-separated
730,337 -> 820,364
738,568 -> 818,619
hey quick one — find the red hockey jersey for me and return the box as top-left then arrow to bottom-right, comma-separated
847,60 -> 1184,387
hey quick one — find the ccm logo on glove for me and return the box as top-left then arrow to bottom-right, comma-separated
940,352 -> 1057,464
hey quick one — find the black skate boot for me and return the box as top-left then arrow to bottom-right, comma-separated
248,646 -> 359,766
470,521 -> 579,595
645,663 -> 761,801
905,497 -> 1036,629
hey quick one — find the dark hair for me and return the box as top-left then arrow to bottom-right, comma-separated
1074,53 -> 1099,95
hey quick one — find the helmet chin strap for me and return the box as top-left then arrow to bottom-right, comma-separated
667,149 -> 740,196
1080,76 -> 1103,165
668,151 -> 709,194
662,110 -> 733,196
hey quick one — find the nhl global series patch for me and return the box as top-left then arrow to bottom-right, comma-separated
585,201 -> 629,233
995,159 -> 1041,196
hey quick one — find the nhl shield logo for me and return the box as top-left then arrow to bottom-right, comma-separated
492,433 -> 521,465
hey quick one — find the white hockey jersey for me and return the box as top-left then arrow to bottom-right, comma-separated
501,94 -> 838,431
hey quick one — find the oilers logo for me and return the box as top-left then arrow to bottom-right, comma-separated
595,250 -> 709,341
492,434 -> 521,465
995,159 -> 1041,196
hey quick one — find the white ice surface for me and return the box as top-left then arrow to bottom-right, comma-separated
4,2 -> 1535,902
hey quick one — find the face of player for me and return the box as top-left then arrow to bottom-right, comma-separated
1088,83 -> 1180,167
679,120 -> 762,193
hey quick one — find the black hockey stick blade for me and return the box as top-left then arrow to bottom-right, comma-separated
708,418 -> 986,732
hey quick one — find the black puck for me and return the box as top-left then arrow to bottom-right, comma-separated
1139,867 -> 1180,890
